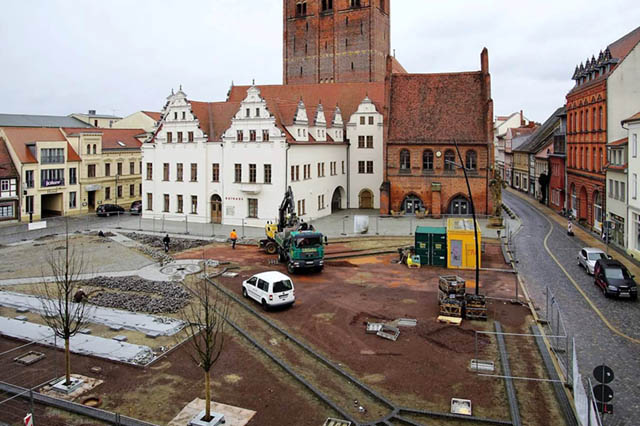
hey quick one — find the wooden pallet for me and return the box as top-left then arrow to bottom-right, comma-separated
437,315 -> 462,325
465,306 -> 488,320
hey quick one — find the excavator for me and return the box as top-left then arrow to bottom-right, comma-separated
259,186 -> 326,273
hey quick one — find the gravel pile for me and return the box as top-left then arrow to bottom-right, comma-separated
137,244 -> 174,264
124,232 -> 210,253
83,276 -> 191,313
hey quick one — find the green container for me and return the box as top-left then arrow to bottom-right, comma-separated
415,226 -> 447,266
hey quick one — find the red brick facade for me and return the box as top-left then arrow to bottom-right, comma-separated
566,71 -> 607,228
381,49 -> 494,217
549,154 -> 566,213
283,0 -> 390,85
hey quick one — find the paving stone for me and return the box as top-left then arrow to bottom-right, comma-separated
112,335 -> 128,342
15,315 -> 27,321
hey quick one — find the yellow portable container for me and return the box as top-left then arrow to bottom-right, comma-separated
446,218 -> 481,270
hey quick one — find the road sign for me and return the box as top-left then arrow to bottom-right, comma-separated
593,365 -> 614,384
595,402 -> 614,415
593,384 -> 614,403
24,413 -> 33,426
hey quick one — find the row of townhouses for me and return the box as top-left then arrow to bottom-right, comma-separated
493,26 -> 640,258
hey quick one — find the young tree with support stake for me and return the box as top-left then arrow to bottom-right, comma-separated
182,275 -> 229,422
37,219 -> 89,387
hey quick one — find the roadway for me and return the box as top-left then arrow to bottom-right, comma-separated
504,190 -> 639,425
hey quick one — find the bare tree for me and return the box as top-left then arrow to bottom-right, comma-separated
181,274 -> 229,422
38,219 -> 89,386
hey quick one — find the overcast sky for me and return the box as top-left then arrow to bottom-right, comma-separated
1,1 -> 639,123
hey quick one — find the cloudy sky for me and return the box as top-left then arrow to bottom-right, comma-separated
1,0 -> 639,122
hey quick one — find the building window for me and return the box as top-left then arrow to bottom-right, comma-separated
249,130 -> 256,141
369,116 -> 374,125
26,195 -> 34,214
303,164 -> 310,180
264,164 -> 272,184
615,181 -> 619,200
25,170 -> 34,188
358,161 -> 365,174
86,144 -> 90,155
105,187 -> 111,200
367,161 -> 373,174
177,163 -> 183,181
423,150 -> 433,171
105,163 -> 111,177
129,184 -> 134,197
248,198 -> 258,218
235,164 -> 242,182
177,132 -> 183,143
400,149 -> 410,172
212,163 -> 220,182
167,132 -> 172,143
88,164 -> 96,178
444,150 -> 456,171
358,135 -> 365,148
622,182 -> 626,202
608,179 -> 613,197
249,164 -> 257,183
360,116 -> 365,125
69,192 -> 76,209
41,169 -> 65,187
69,168 -> 77,185
634,134 -> 638,158
366,136 -> 373,148
342,161 -> 345,174
190,163 -> 198,182
146,163 -> 152,180
130,161 -> 135,174
93,144 -> 97,154
466,150 -> 477,170
191,195 -> 198,214
117,185 -> 122,199
177,195 -> 183,213
246,108 -> 250,117
163,194 -> 170,212
40,148 -> 64,164
321,0 -> 333,11
163,163 -> 169,181
262,129 -> 269,141
182,111 -> 186,120
330,161 -> 336,175
237,130 -> 244,141
188,131 -> 194,142
147,193 -> 153,210
297,199 -> 306,216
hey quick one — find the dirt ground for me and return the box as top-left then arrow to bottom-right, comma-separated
0,238 -> 566,426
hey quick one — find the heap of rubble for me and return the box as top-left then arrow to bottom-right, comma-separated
124,232 -> 210,253
83,276 -> 191,313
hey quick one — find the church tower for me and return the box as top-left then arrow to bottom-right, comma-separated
283,0 -> 390,85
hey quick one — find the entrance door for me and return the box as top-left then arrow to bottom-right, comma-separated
359,189 -> 373,209
211,195 -> 222,224
88,191 -> 96,211
402,195 -> 423,214
449,196 -> 470,215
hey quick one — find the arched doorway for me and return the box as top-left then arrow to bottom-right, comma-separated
402,194 -> 424,214
449,195 -> 470,216
210,194 -> 222,224
331,186 -> 345,213
579,186 -> 588,221
359,189 -> 373,209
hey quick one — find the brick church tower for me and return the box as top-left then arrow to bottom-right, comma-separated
283,0 -> 390,85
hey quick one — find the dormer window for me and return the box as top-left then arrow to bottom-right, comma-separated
246,108 -> 250,117
256,108 -> 260,117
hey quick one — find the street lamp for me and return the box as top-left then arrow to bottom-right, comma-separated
445,140 -> 481,296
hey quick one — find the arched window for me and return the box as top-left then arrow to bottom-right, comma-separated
578,147 -> 582,169
422,150 -> 433,171
583,148 -> 587,169
583,109 -> 587,131
400,149 -> 410,171
592,108 -> 596,131
86,144 -> 90,155
591,147 -> 596,171
578,111 -> 582,132
465,150 -> 477,170
599,148 -> 604,171
599,106 -> 603,130
444,150 -> 455,171
92,144 -> 97,154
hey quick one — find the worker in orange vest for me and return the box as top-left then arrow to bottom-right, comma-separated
230,229 -> 238,249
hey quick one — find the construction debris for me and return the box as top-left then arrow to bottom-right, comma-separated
366,322 -> 384,334
451,398 -> 472,416
393,318 -> 417,327
124,232 -> 210,253
376,324 -> 400,341
323,419 -> 351,426
469,359 -> 495,372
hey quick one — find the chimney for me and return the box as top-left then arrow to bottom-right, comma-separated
520,110 -> 525,126
88,109 -> 96,116
481,48 -> 489,75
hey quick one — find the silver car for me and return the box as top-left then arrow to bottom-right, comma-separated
577,248 -> 609,275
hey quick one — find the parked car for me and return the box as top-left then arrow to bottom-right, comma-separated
130,200 -> 142,215
577,247 -> 610,275
96,204 -> 125,217
242,271 -> 295,309
594,259 -> 638,300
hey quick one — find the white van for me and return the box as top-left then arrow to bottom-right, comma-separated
242,271 -> 295,309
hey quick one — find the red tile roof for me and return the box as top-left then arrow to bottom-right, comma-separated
0,127 -> 67,163
391,57 -> 407,74
388,72 -> 489,143
609,26 -> 640,62
622,112 -> 640,124
608,137 -> 628,146
0,137 -> 18,179
66,142 -> 81,162
189,101 -> 241,141
62,128 -> 144,150
142,111 -> 162,121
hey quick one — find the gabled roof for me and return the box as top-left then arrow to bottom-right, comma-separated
0,127 -> 68,163
515,107 -> 565,153
0,137 -> 19,179
622,112 -> 640,125
391,57 -> 408,74
142,111 -> 162,121
0,114 -> 92,128
227,82 -> 384,139
189,101 -> 242,141
62,128 -> 144,150
388,72 -> 488,143
608,25 -> 640,62
608,137 -> 628,147
511,134 -> 533,152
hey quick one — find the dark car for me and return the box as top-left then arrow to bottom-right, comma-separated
594,259 -> 638,300
130,200 -> 142,215
96,204 -> 125,217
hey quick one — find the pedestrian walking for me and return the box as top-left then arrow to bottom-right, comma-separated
230,229 -> 238,249
163,234 -> 170,252
567,220 -> 574,237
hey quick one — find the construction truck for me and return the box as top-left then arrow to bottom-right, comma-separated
259,186 -> 326,273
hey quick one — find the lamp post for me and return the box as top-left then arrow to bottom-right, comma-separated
446,140 -> 480,296
115,174 -> 119,207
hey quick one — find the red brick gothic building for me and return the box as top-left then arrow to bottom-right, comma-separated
283,0 -> 392,84
380,49 -> 494,216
